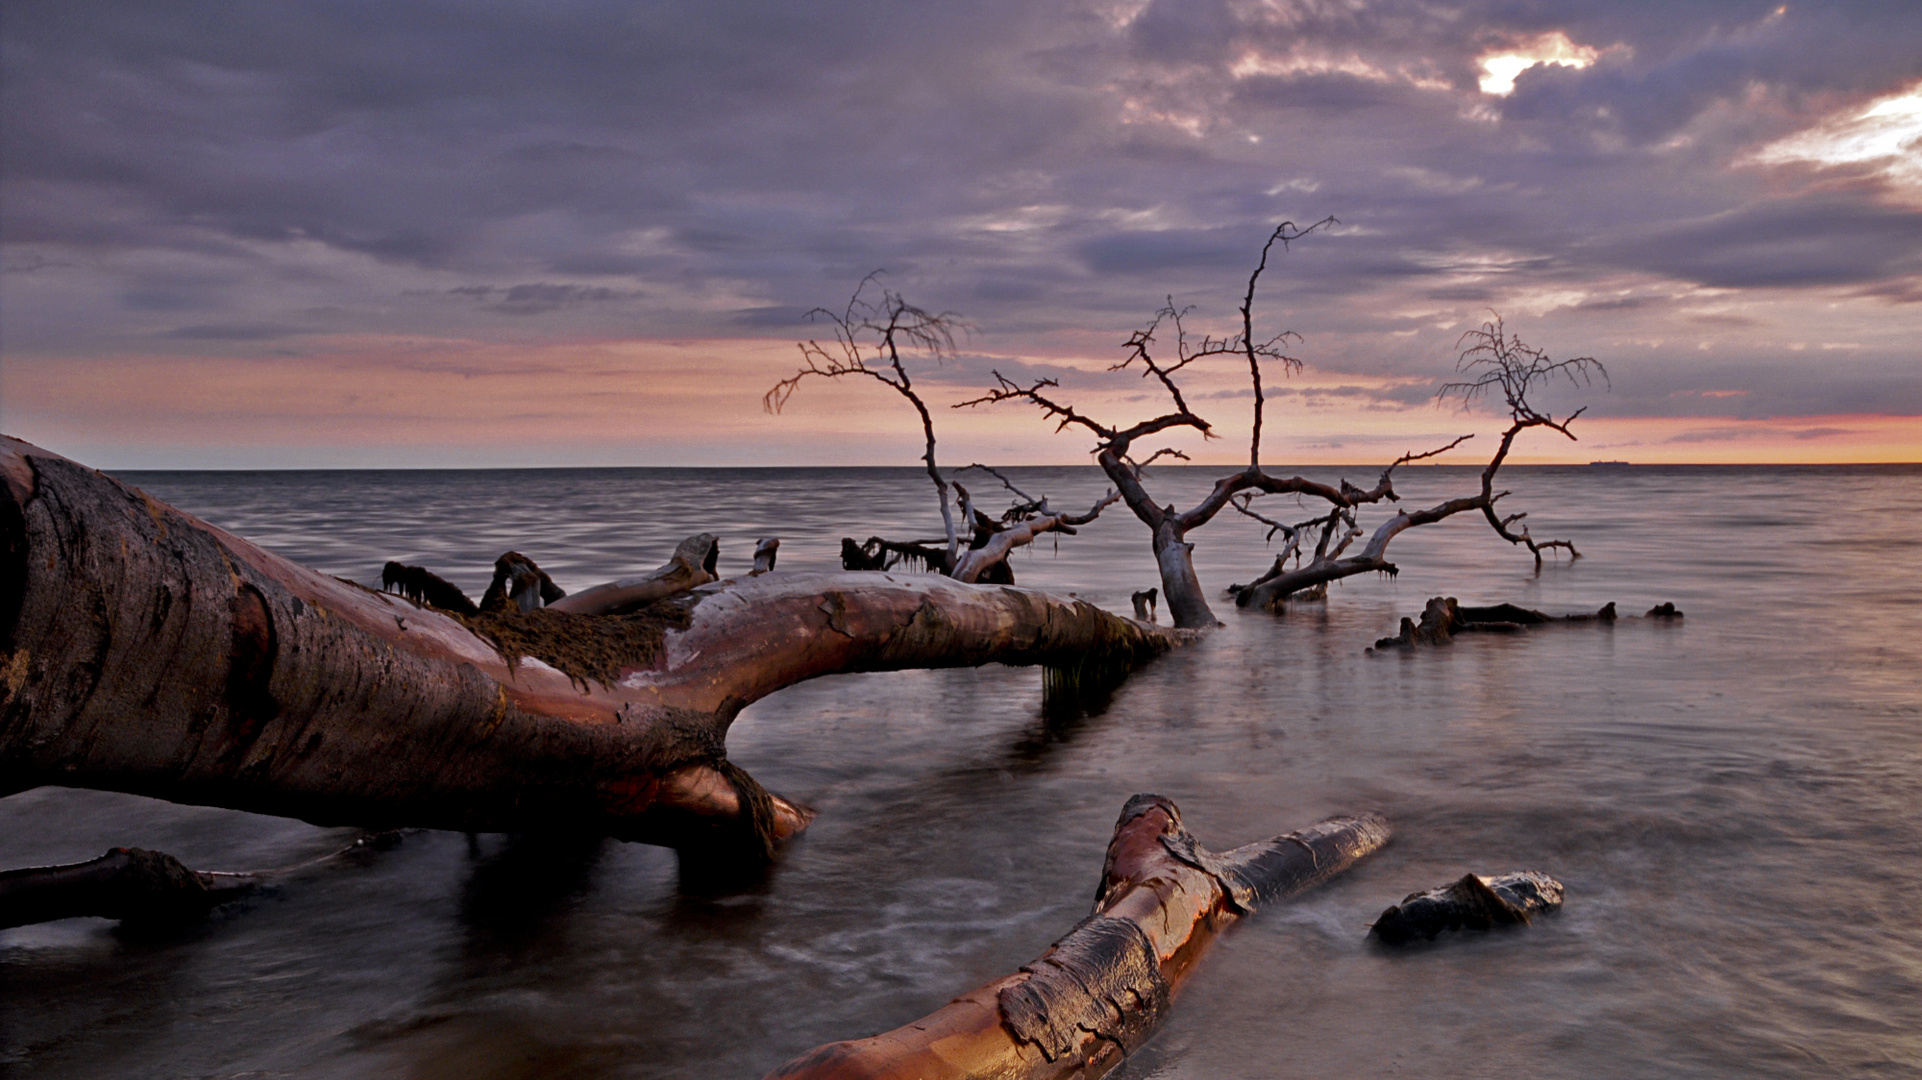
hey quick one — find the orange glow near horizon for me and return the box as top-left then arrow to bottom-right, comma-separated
2,335 -> 1917,469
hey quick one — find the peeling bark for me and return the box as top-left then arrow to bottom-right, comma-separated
764,796 -> 1389,1080
0,436 -> 1179,858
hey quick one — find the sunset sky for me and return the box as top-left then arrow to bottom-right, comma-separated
2,1 -> 1918,468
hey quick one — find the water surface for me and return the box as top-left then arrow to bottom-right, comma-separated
3,464 -> 1919,1078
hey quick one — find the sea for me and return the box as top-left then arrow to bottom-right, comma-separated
2,464 -> 1918,1078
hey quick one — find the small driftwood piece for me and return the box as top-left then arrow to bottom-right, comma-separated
764,795 -> 1390,1080
751,538 -> 780,575
0,847 -> 258,929
1369,871 -> 1564,945
1131,587 -> 1158,622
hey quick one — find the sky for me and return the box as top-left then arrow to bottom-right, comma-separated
2,0 -> 1918,468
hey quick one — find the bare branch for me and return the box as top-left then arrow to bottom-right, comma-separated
1239,216 -> 1335,467
769,276 -> 970,565
1436,315 -> 1599,568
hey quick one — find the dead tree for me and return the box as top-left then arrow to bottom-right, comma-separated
764,795 -> 1389,1079
963,218 -> 1421,628
765,278 -> 1116,586
765,276 -> 971,569
0,436 -> 1179,863
964,222 -> 1602,627
1231,316 -> 1605,612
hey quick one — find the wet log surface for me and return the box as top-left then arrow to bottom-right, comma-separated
1369,871 -> 1565,945
0,435 -> 1182,859
764,795 -> 1390,1080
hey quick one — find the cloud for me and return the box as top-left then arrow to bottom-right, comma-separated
449,283 -> 638,315
1664,424 -> 1850,444
2,0 -> 1920,461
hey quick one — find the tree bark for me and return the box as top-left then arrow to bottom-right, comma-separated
0,436 -> 1179,858
765,796 -> 1390,1080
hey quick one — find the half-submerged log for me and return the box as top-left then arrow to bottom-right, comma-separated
1370,596 -> 1639,650
0,847 -> 258,929
1368,871 -> 1564,945
0,436 -> 1179,860
764,795 -> 1390,1080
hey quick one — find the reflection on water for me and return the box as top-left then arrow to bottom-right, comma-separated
3,465 -> 1921,1078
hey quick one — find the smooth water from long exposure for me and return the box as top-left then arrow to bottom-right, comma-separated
3,464 -> 1919,1078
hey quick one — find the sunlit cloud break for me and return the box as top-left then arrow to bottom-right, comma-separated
1750,79 -> 1922,196
1476,31 -> 1599,95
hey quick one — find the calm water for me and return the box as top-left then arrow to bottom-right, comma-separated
3,464 -> 1919,1078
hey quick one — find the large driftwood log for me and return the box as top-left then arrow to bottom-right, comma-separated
0,436 -> 1178,859
765,795 -> 1389,1080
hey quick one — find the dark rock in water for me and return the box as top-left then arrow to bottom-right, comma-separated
1646,601 -> 1684,618
1369,870 -> 1564,945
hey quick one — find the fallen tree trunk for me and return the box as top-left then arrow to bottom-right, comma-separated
765,795 -> 1390,1080
0,435 -> 1179,859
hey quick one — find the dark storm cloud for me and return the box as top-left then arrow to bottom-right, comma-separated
449,283 -> 637,315
2,0 -> 1918,417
